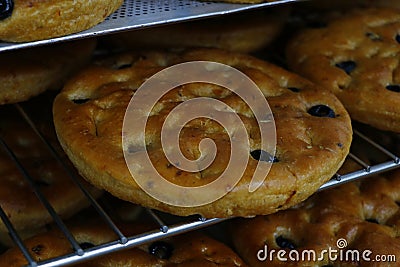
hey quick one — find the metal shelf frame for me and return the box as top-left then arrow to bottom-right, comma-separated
0,0 -> 399,265
0,101 -> 399,267
0,0 -> 303,53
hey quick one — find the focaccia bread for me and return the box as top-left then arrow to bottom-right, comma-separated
0,221 -> 248,266
231,167 -> 400,266
286,7 -> 400,133
0,104 -> 102,243
0,39 -> 96,105
0,0 -> 123,42
102,8 -> 289,53
53,48 -> 352,218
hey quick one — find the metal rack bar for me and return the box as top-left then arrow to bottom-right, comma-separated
14,104 -> 129,246
0,0 -> 397,266
319,160 -> 400,192
0,0 -> 304,53
146,209 -> 169,233
0,137 -> 84,266
354,129 -> 400,163
35,217 -> 226,267
0,102 -> 399,266
318,131 -> 400,192
0,205 -> 35,267
347,152 -> 371,171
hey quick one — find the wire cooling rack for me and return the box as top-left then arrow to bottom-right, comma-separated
0,96 -> 399,267
0,0 -> 302,53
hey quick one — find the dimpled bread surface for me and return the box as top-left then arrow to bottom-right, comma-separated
287,7 -> 400,133
0,0 -> 123,42
0,221 -> 248,266
53,48 -> 352,218
231,167 -> 400,266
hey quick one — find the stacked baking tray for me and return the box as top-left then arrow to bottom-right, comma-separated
0,0 -> 399,266
1,95 -> 399,267
0,0 -> 300,52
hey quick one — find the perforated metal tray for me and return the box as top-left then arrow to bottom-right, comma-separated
1,0 -> 399,266
0,0 -> 301,53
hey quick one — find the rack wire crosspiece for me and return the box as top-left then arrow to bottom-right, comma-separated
0,99 -> 399,267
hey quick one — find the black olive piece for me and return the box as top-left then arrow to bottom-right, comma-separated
79,242 -> 95,250
395,33 -> 400,44
321,265 -> 334,267
72,98 -> 90,104
396,201 -> 400,206
287,87 -> 300,93
366,218 -> 379,224
386,84 -> 400,92
307,105 -> 336,118
275,236 -> 296,250
148,241 -> 173,260
0,0 -> 13,20
117,63 -> 133,70
250,149 -> 279,163
335,61 -> 356,75
31,244 -> 45,255
365,32 -> 381,41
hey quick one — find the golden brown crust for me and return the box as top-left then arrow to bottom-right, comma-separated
0,221 -> 248,266
102,8 -> 289,53
53,48 -> 352,218
231,168 -> 400,267
0,0 -> 123,42
0,39 -> 96,105
286,7 -> 400,133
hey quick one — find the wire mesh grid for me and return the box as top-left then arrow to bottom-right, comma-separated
107,0 -> 213,18
0,97 -> 399,267
0,0 -> 302,53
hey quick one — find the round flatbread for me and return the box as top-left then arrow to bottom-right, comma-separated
0,105 -> 102,239
231,167 -> 400,266
102,8 -> 289,53
53,48 -> 352,218
0,39 -> 96,105
286,7 -> 400,133
0,221 -> 248,266
0,0 -> 123,42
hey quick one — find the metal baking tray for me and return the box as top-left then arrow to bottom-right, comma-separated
0,95 -> 399,267
0,0 -> 302,53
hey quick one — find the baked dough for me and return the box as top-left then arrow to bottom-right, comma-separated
231,167 -> 400,266
0,0 -> 123,42
102,8 -> 289,53
53,48 -> 352,218
286,8 -> 400,133
0,38 -> 96,105
0,221 -> 248,266
0,104 -> 102,240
